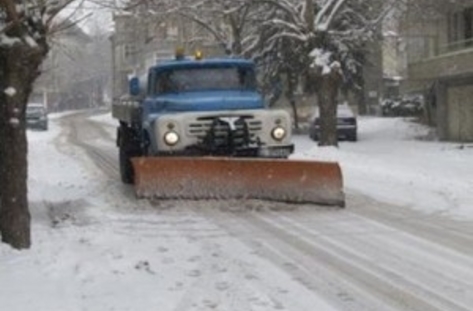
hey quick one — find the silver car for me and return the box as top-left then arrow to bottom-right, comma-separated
26,103 -> 48,131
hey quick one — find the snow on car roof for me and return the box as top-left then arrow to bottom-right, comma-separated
27,103 -> 44,107
310,102 -> 356,120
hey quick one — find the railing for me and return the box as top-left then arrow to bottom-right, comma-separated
405,36 -> 438,64
437,38 -> 473,55
407,36 -> 473,64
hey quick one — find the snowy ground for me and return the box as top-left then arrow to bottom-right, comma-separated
88,111 -> 117,128
1,111 -> 472,311
292,117 -> 473,220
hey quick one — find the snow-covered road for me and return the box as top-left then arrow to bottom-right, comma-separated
1,111 -> 472,311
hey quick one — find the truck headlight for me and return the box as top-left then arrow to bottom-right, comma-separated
164,131 -> 180,146
271,126 -> 286,141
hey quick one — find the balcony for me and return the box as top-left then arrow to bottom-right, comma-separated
408,38 -> 473,81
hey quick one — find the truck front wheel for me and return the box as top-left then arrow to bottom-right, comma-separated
119,147 -> 135,184
118,126 -> 141,184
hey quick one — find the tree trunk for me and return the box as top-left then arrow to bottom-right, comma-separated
0,108 -> 30,248
317,70 -> 342,147
0,43 -> 45,249
357,92 -> 368,115
356,77 -> 368,115
227,11 -> 243,55
290,97 -> 299,131
233,31 -> 243,55
285,73 -> 299,131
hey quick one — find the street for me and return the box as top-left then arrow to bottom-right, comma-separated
12,110 -> 468,311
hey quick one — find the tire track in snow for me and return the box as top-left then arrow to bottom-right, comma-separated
281,209 -> 473,290
199,206 -> 385,311
266,210 -> 473,311
185,206 -> 330,311
347,193 -> 473,257
59,110 -> 119,178
198,205 -> 473,311
171,239 -> 255,311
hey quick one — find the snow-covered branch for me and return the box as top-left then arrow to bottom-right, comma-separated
1,0 -> 76,49
314,0 -> 346,30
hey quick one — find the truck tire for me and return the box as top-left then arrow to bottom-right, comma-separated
118,126 -> 141,184
119,147 -> 135,184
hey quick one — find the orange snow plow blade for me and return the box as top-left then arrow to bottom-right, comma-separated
132,157 -> 345,207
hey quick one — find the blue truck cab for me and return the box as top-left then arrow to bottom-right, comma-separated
112,53 -> 294,183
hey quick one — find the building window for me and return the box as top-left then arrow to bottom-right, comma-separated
464,8 -> 473,46
124,45 -> 136,58
448,13 -> 458,43
447,7 -> 473,50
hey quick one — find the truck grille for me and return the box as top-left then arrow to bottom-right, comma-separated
187,115 -> 262,153
187,115 -> 262,139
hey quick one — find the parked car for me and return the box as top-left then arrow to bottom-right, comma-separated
26,103 -> 48,131
381,94 -> 424,117
309,102 -> 358,141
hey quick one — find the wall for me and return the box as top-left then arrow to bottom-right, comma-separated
445,82 -> 473,141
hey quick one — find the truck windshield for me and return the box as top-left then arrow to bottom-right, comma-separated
155,67 -> 256,94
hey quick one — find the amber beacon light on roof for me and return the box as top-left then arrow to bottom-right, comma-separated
194,50 -> 203,60
175,47 -> 185,60
173,47 -> 204,60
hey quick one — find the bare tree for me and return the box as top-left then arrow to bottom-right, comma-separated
252,0 -> 395,146
116,0 -> 262,56
0,0 -> 75,249
105,0 -> 396,146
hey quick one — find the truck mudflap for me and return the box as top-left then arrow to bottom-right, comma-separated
131,157 -> 345,207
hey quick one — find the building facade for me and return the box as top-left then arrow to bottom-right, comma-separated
33,21 -> 92,111
401,1 -> 473,142
110,10 -> 227,100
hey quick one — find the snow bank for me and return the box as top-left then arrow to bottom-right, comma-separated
48,110 -> 83,120
27,122 -> 98,203
292,117 -> 473,220
88,111 -> 117,128
88,112 -> 117,139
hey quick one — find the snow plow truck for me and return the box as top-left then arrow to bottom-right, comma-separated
112,50 -> 345,207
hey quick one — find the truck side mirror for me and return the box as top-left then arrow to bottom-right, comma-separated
129,77 -> 140,96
